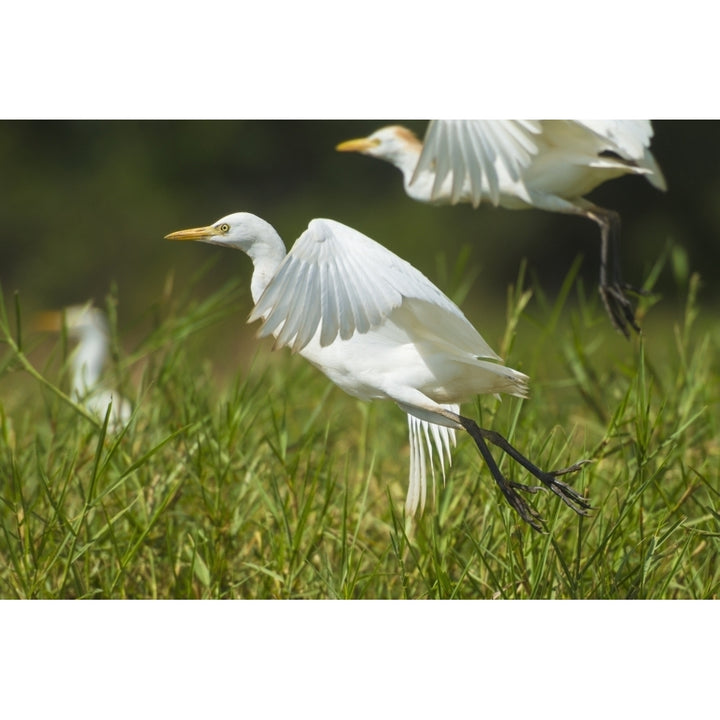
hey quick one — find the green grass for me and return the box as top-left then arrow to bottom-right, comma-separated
1,257 -> 718,599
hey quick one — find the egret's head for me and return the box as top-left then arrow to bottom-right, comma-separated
34,302 -> 108,339
164,212 -> 275,251
336,126 -> 422,161
166,212 -> 286,304
165,213 -> 287,272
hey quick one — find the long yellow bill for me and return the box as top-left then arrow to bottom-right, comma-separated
335,137 -> 380,153
164,225 -> 221,242
32,310 -> 63,332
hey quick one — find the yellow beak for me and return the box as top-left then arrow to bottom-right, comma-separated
164,225 -> 221,242
32,310 -> 63,332
335,137 -> 379,153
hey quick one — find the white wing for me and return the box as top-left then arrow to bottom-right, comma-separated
248,218 -> 494,355
575,120 -> 654,159
412,120 -> 543,207
573,120 -> 667,190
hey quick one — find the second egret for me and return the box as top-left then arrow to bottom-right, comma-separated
337,120 -> 667,336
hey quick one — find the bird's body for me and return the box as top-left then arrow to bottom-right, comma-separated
279,279 -> 529,515
337,120 -> 667,336
166,212 -> 589,528
36,304 -> 131,431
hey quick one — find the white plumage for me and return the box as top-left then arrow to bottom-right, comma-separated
337,119 -> 667,336
36,303 -> 132,431
166,212 -> 589,529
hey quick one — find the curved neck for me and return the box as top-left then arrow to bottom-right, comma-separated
237,217 -> 287,303
71,331 -> 107,397
387,147 -> 423,190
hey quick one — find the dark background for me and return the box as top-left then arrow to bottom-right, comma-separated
1,120 -> 717,340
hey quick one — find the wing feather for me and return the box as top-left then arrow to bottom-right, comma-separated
319,260 -> 341,347
293,274 -> 323,350
431,124 -> 453,199
273,261 -> 311,349
331,242 -> 373,336
251,218 -> 474,353
414,120 -> 542,207
574,119 -> 667,190
399,298 -> 501,361
574,119 -> 653,158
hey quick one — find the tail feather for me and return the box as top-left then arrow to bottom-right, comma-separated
406,405 -> 459,516
642,148 -> 667,191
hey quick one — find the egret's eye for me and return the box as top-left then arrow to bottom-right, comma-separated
217,223 -> 230,233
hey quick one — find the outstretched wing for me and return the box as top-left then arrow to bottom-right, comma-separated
248,218 -> 490,355
575,119 -> 653,159
574,120 -> 667,190
412,120 -> 543,207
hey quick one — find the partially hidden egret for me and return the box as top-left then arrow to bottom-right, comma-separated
337,120 -> 667,337
35,303 -> 132,431
166,212 -> 590,531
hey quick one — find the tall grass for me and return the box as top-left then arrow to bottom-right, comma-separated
0,254 -> 718,599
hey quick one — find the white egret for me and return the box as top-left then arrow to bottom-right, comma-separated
337,120 -> 667,337
35,303 -> 132,431
166,212 -> 589,530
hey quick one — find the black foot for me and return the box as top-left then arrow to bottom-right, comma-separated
497,464 -> 591,533
458,417 -> 592,532
599,282 -> 640,338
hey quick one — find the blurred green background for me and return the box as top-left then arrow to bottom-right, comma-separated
1,120 -> 718,352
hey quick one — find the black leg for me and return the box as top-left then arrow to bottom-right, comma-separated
457,415 -> 591,532
595,208 -> 642,338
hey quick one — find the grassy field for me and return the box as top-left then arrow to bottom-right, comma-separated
1,255 -> 718,599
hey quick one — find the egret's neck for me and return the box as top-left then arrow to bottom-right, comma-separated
71,330 -> 107,397
240,220 -> 287,303
388,147 -> 447,204
387,147 -> 423,191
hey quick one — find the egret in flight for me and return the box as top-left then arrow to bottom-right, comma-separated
336,120 -> 667,337
35,303 -> 132,431
166,212 -> 589,530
